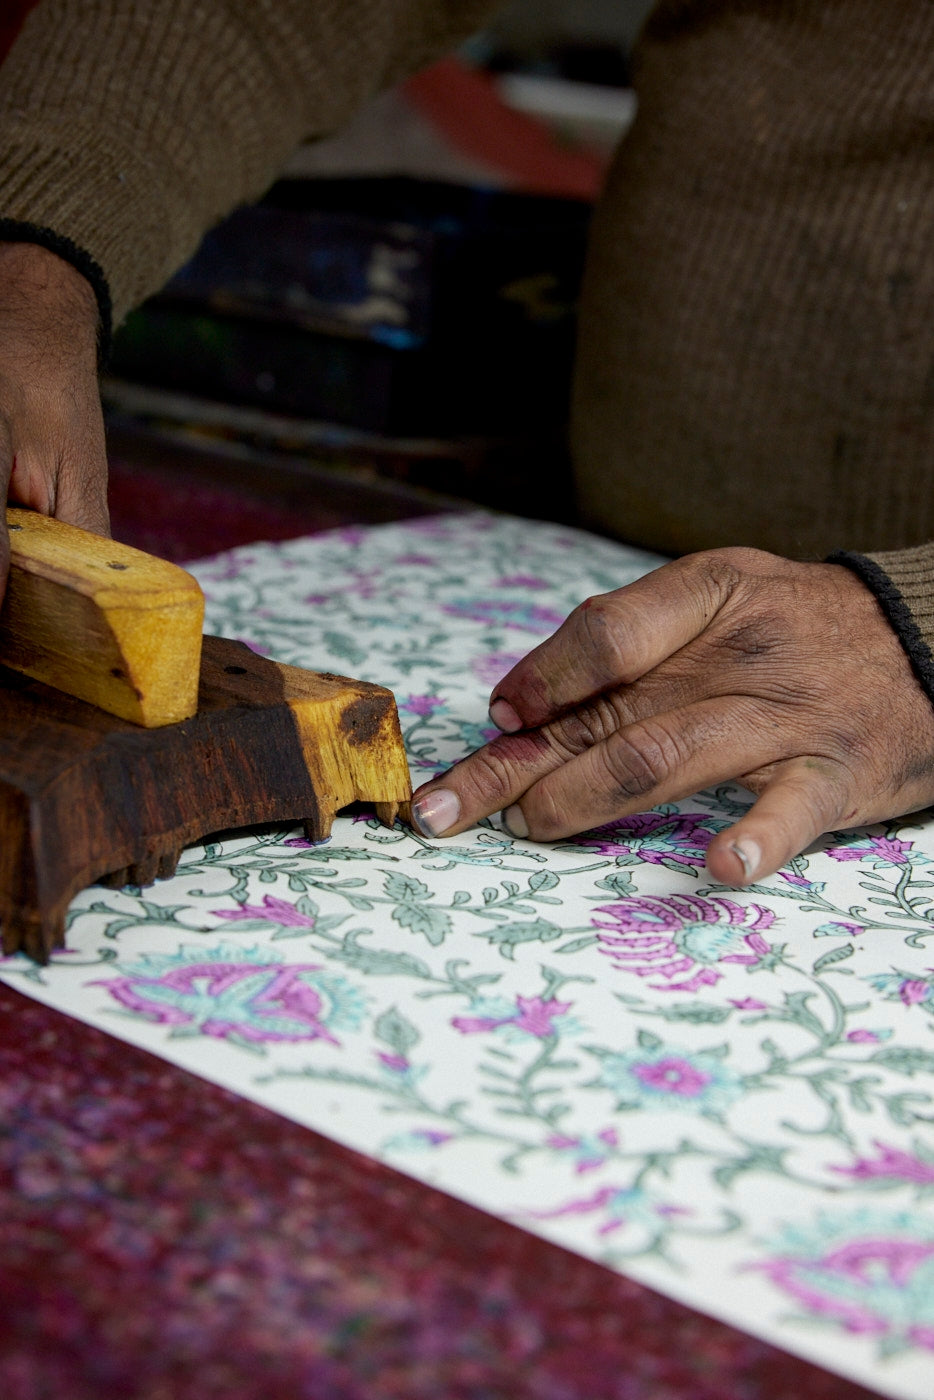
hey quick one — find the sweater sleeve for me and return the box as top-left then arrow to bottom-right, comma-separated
0,0 -> 497,341
828,544 -> 934,706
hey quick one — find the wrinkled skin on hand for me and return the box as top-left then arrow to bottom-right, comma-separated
0,241 -> 109,603
410,548 -> 934,886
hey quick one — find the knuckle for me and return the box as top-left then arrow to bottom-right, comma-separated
703,545 -> 774,581
601,720 -> 680,801
461,730 -> 552,804
576,595 -> 631,674
552,696 -> 621,754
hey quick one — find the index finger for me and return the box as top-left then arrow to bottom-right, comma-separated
489,553 -> 739,732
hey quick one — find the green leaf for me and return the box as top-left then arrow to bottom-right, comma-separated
846,1078 -> 877,1113
659,856 -> 697,876
656,1003 -> 733,1024
528,871 -> 560,893
594,872 -> 636,897
307,847 -> 376,862
334,941 -> 431,979
258,868 -> 278,884
384,873 -> 429,902
637,1028 -> 663,1050
392,901 -> 451,946
885,1092 -> 934,1127
323,630 -> 367,666
555,935 -> 598,956
871,1047 -> 934,1076
479,918 -> 564,960
812,943 -> 855,975
316,913 -> 349,935
452,890 -> 472,906
375,1006 -> 420,1054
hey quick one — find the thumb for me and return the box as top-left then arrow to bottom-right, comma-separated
705,759 -> 850,885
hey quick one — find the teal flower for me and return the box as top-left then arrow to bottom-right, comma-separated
93,944 -> 364,1047
752,1209 -> 934,1352
593,1042 -> 744,1115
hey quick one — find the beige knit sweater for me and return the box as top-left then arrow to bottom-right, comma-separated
2,0 -> 934,697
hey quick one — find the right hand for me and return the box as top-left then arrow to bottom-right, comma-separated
0,240 -> 110,604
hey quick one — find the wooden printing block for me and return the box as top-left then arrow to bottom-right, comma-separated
0,510 -> 411,963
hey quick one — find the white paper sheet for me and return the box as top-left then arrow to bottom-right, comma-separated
4,513 -> 933,1399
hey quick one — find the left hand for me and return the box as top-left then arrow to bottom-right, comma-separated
410,547 -> 934,885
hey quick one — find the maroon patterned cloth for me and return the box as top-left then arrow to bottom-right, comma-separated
0,982 -> 879,1400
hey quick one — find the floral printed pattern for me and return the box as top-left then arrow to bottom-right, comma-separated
2,512 -> 933,1400
753,1210 -> 934,1354
592,892 -> 777,993
97,944 -> 364,1047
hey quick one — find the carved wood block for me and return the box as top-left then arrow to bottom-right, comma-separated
0,635 -> 412,963
2,507 -> 205,726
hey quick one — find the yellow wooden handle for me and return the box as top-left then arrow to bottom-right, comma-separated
0,508 -> 204,726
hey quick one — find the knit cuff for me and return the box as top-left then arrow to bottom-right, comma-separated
827,545 -> 934,705
0,217 -> 112,363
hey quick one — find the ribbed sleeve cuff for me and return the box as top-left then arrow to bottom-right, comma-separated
828,545 -> 934,705
0,217 -> 112,361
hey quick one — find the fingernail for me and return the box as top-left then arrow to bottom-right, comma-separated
730,839 -> 760,882
502,803 -> 529,839
411,788 -> 460,838
488,697 -> 522,733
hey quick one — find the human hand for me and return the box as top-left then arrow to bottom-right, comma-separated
0,241 -> 109,604
410,548 -> 934,885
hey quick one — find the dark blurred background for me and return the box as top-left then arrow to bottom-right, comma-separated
105,0 -> 652,559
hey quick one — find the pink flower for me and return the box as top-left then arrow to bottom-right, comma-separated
493,574 -> 549,589
399,693 -> 445,716
214,894 -> 315,928
522,1184 -> 687,1238
827,836 -> 913,866
469,651 -> 524,688
452,994 -> 571,1039
900,979 -> 931,1006
831,1142 -> 934,1185
513,995 -> 572,1036
631,1056 -> 713,1098
593,893 -> 776,993
571,811 -> 718,869
442,598 -> 565,633
97,957 -> 343,1044
545,1126 -> 620,1174
377,1052 -> 410,1073
754,1225 -> 934,1347
729,997 -> 768,1011
814,920 -> 866,939
845,1029 -> 882,1044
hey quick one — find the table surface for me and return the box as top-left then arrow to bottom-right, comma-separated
1,479 -> 885,1400
0,981 -> 879,1400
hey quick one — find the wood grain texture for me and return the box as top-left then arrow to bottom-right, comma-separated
0,507 -> 204,725
0,635 -> 412,962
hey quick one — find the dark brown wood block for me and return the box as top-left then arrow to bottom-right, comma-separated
0,635 -> 412,963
